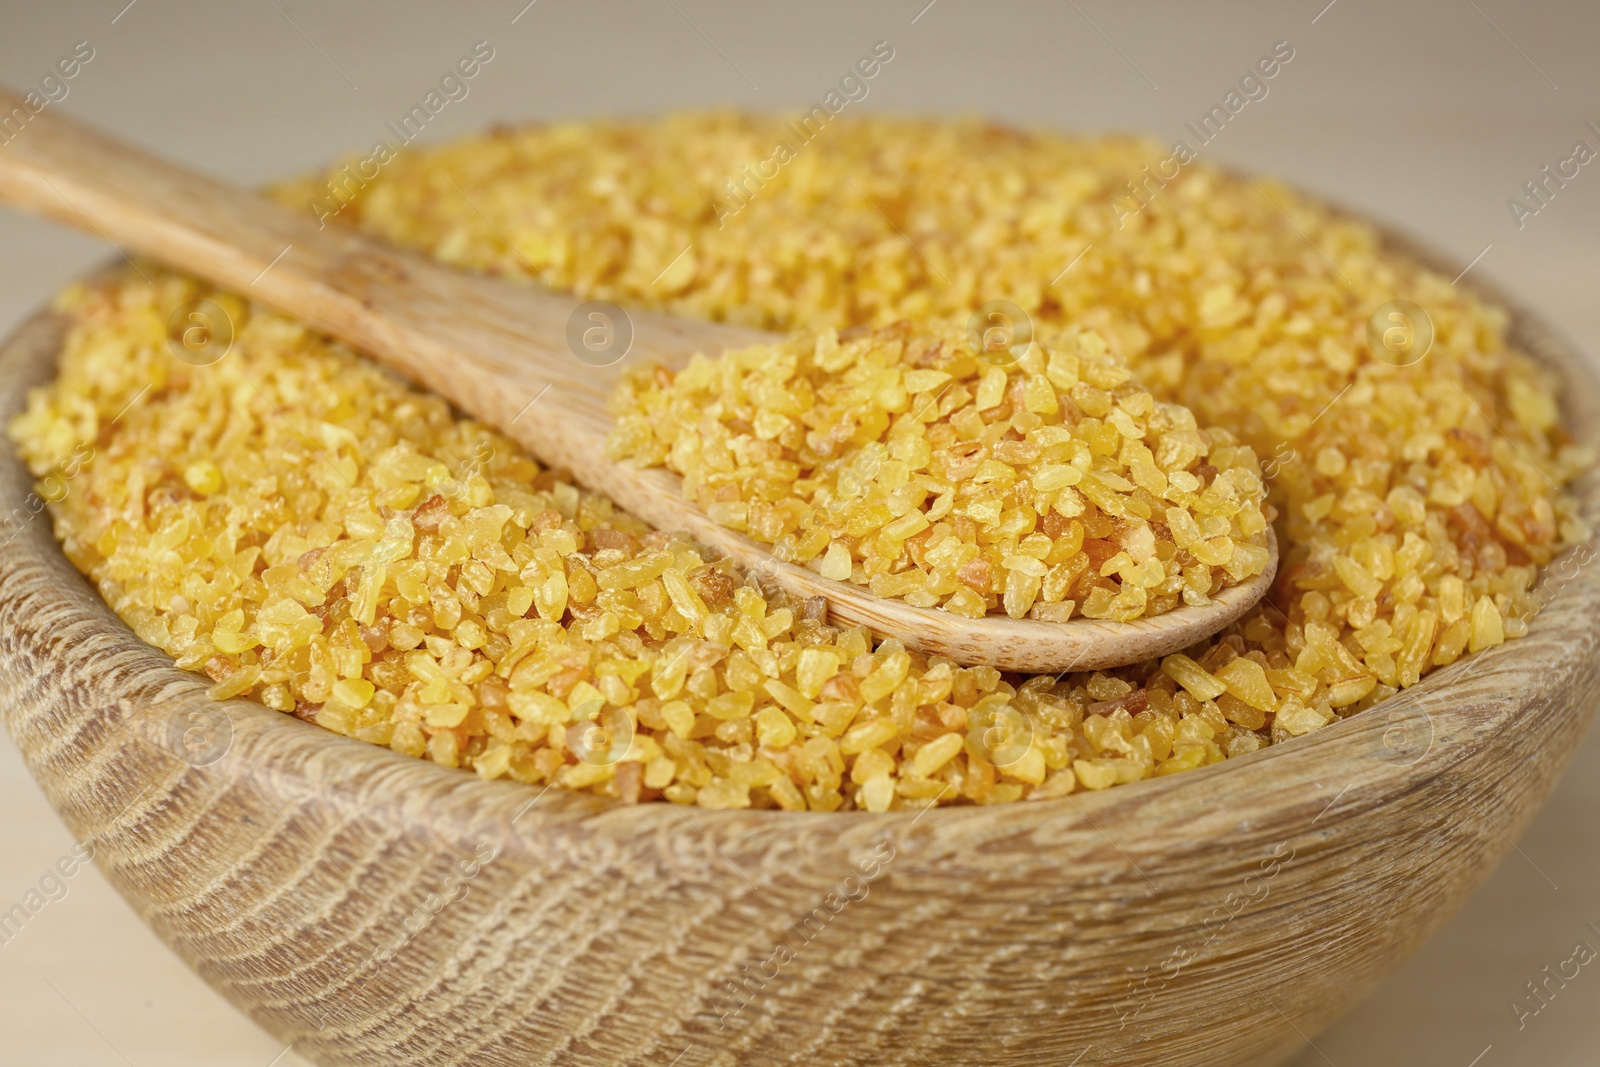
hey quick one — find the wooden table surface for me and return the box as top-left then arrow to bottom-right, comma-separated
3,1 -> 1598,1063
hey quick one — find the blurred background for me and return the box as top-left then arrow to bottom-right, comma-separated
2,1 -> 1598,1063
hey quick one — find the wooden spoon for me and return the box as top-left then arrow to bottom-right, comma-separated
0,88 -> 1276,672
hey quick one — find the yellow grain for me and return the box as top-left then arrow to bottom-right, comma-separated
8,113 -> 1587,811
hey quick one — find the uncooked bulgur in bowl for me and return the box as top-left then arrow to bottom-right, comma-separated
1,113 -> 1598,1067
9,115 -> 1588,813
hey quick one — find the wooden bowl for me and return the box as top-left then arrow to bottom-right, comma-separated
2,234 -> 1598,1067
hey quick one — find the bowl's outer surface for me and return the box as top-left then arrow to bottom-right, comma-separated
2,232 -> 1599,1067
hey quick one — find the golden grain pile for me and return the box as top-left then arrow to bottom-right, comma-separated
11,113 -> 1591,810
610,320 -> 1270,620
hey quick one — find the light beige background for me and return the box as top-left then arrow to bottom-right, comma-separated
3,1 -> 1599,1064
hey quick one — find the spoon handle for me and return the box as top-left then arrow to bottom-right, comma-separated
0,86 -> 758,478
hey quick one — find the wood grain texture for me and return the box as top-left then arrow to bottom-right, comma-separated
0,87 -> 1275,673
1,224 -> 1598,1067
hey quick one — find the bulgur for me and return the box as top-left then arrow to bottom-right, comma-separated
9,113 -> 1591,810
609,320 -> 1271,620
